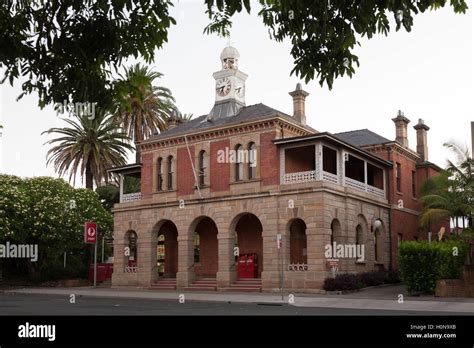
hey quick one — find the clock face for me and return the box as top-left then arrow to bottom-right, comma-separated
216,77 -> 232,97
235,84 -> 245,98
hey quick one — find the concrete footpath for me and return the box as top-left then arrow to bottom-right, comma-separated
4,284 -> 474,313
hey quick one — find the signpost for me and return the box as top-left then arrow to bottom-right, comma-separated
327,259 -> 339,278
85,222 -> 98,288
277,234 -> 284,301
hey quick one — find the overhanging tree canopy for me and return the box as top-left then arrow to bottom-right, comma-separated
0,0 -> 468,108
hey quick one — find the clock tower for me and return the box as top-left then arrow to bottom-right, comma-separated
208,46 -> 248,120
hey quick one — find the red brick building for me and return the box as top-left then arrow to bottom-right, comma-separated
109,46 -> 445,292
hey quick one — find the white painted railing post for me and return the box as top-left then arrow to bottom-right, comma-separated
119,174 -> 124,203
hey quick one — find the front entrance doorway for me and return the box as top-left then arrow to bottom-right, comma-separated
235,213 -> 263,278
156,221 -> 178,278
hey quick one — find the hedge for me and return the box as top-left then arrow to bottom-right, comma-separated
323,270 -> 400,291
398,240 -> 468,294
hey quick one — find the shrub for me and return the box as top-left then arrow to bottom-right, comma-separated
384,269 -> 401,284
436,240 -> 468,279
324,270 -> 402,291
359,271 -> 385,287
398,240 -> 468,294
323,273 -> 364,291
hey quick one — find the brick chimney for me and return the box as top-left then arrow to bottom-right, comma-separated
392,110 -> 410,147
413,118 -> 430,161
289,83 -> 309,125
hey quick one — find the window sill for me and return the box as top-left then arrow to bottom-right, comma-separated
230,178 -> 261,185
396,191 -> 403,195
153,189 -> 176,194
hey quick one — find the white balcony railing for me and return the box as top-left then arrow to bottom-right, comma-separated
344,177 -> 385,198
283,170 -> 316,184
344,177 -> 366,191
322,171 -> 338,184
121,192 -> 142,203
367,185 -> 385,198
282,170 -> 386,198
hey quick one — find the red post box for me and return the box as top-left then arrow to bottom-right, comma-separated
237,253 -> 258,278
247,253 -> 258,278
237,254 -> 248,278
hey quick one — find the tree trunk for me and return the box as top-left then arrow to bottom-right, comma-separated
134,125 -> 142,164
85,165 -> 93,190
135,144 -> 141,164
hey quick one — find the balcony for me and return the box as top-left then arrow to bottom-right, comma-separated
280,142 -> 386,199
121,192 -> 142,202
118,170 -> 141,203
283,170 -> 316,184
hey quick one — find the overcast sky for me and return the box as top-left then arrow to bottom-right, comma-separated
0,2 -> 472,186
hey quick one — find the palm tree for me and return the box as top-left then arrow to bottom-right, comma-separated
420,142 -> 473,229
43,112 -> 134,190
113,63 -> 175,162
444,142 -> 474,228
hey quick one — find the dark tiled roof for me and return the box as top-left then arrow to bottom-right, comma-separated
149,103 -> 311,140
334,129 -> 391,147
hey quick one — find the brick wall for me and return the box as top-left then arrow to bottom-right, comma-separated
260,131 -> 279,186
177,145 -> 195,196
367,146 -> 449,268
210,139 -> 230,192
390,210 -> 420,268
140,153 -> 153,199
436,267 -> 474,297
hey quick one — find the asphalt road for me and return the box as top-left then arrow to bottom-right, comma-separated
0,293 -> 467,315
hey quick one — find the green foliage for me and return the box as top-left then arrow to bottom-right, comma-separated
95,185 -> 119,211
0,175 -> 113,278
123,176 -> 141,194
437,240 -> 469,279
204,0 -> 468,89
0,0 -> 176,108
113,63 -> 175,144
0,0 -> 467,107
398,240 -> 468,294
42,112 -> 134,189
419,142 -> 473,228
323,270 -> 400,292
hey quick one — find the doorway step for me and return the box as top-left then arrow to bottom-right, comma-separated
184,278 -> 217,291
149,278 -> 177,290
222,278 -> 262,292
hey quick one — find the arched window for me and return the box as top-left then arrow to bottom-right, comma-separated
235,144 -> 244,181
167,155 -> 173,190
356,224 -> 363,247
289,219 -> 307,265
198,150 -> 206,187
373,223 -> 384,262
330,219 -> 341,245
374,229 -> 380,261
157,234 -> 165,275
248,142 -> 257,179
157,157 -> 163,191
193,232 -> 200,263
126,231 -> 138,271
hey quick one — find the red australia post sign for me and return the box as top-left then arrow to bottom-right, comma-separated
84,222 -> 97,244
